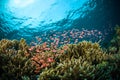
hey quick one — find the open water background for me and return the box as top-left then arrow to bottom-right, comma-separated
0,0 -> 120,45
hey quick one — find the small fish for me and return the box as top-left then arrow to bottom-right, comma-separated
63,45 -> 68,50
28,46 -> 34,51
44,48 -> 50,51
43,42 -> 47,48
79,35 -> 83,38
36,49 -> 41,53
52,49 -> 57,52
47,57 -> 54,63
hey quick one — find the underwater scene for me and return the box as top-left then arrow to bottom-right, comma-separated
0,0 -> 120,80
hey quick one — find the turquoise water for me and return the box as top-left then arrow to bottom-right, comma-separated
0,0 -> 120,45
0,0 -> 120,80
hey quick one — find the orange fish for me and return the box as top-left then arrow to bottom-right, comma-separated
47,57 -> 54,63
43,42 -> 47,48
52,49 -> 57,53
28,46 -> 34,51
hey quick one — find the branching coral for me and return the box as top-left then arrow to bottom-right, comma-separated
108,25 -> 120,54
38,41 -> 120,80
39,58 -> 95,80
29,42 -> 67,74
1,25 -> 120,80
59,41 -> 108,64
30,52 -> 55,74
0,38 -> 35,80
39,56 -> 116,80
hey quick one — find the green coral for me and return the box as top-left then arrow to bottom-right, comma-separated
39,58 -> 95,80
0,25 -> 120,80
59,41 -> 108,64
107,25 -> 120,79
38,41 -> 120,80
108,25 -> 120,54
0,38 -> 35,80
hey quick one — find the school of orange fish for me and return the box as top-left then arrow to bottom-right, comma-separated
30,28 -> 104,47
28,28 -> 108,74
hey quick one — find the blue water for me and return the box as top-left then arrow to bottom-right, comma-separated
0,0 -> 120,44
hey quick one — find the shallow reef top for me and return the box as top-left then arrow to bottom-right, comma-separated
0,25 -> 120,80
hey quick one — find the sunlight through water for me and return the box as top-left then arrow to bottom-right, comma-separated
0,0 -> 117,44
10,0 -> 34,8
8,0 -> 89,22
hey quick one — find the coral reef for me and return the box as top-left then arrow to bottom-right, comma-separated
0,25 -> 120,80
29,42 -> 67,74
0,39 -> 35,80
39,41 -> 120,80
108,25 -> 120,54
59,41 -> 108,62
39,58 -> 95,80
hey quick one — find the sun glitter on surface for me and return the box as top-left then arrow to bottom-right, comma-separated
10,0 -> 35,8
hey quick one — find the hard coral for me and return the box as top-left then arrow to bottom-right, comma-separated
30,43 -> 61,74
59,41 -> 108,64
0,38 -> 35,80
1,25 -> 120,80
108,25 -> 120,54
39,58 -> 95,80
38,41 -> 120,80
